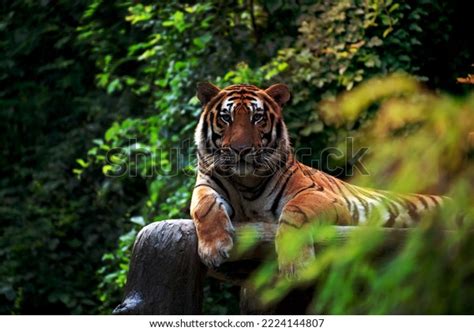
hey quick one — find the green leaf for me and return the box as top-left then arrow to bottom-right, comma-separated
107,78 -> 122,94
130,216 -> 145,226
76,159 -> 89,168
383,27 -> 393,38
102,165 -> 113,175
389,3 -> 400,12
105,122 -> 120,142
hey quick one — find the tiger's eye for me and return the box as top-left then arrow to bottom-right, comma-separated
253,114 -> 264,122
220,114 -> 232,123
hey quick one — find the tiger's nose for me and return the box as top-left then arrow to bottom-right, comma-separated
230,143 -> 253,156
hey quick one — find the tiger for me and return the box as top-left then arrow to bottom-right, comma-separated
191,82 -> 444,275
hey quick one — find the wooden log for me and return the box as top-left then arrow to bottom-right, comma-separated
114,219 -> 414,314
113,219 -> 206,314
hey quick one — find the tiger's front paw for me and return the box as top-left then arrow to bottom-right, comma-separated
197,225 -> 235,269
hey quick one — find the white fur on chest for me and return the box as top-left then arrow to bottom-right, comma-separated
229,192 -> 280,223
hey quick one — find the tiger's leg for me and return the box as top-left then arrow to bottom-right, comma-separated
275,191 -> 351,278
191,185 -> 234,269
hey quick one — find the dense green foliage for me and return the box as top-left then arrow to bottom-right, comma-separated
0,0 -> 472,314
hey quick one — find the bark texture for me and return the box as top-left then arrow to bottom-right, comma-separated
113,220 -> 206,314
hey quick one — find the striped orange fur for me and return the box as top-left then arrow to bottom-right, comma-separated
191,82 -> 444,273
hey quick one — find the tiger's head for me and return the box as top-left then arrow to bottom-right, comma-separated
195,82 -> 291,177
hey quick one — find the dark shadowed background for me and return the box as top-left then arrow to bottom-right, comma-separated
1,0 -> 473,314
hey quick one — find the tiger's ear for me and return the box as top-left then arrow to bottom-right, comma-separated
197,82 -> 221,106
265,83 -> 290,107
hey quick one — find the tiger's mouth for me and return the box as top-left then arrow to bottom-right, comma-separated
216,149 -> 255,168
213,148 -> 282,177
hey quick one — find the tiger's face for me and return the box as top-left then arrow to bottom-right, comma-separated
195,83 -> 291,177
